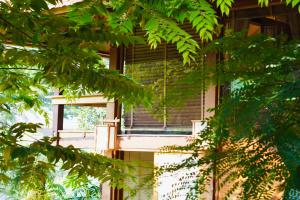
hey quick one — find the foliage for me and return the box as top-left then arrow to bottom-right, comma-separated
0,4 -> 148,106
76,107 -> 106,130
67,0 -> 300,63
0,69 -> 49,123
0,0 -> 300,199
1,166 -> 101,200
64,106 -> 106,130
0,0 -> 153,197
162,33 -> 300,199
0,0 -> 299,106
0,122 -> 154,199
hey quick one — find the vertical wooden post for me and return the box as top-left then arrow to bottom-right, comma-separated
109,46 -> 124,121
101,46 -> 124,200
113,151 -> 124,200
52,90 -> 64,146
212,14 -> 227,200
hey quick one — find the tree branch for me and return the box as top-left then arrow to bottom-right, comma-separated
0,15 -> 33,40
0,14 -> 55,53
0,67 -> 41,70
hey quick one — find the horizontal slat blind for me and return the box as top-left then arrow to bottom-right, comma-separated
124,24 -> 211,130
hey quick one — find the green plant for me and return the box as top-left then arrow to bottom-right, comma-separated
64,106 -> 106,130
161,32 -> 300,199
1,0 -> 300,198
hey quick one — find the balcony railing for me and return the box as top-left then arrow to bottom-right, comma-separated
57,119 -> 119,152
58,130 -> 95,151
56,120 -> 206,152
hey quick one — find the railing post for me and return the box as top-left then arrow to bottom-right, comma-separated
52,90 -> 64,146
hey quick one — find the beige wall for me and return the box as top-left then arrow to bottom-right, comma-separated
122,151 -> 216,200
123,151 -> 154,200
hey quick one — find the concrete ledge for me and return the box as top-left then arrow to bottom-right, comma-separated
116,134 -> 194,152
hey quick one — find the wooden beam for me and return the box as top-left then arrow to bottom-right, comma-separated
109,46 -> 124,120
49,0 -> 82,14
232,0 -> 282,11
231,4 -> 297,20
50,94 -> 114,106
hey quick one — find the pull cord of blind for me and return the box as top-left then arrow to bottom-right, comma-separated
163,42 -> 167,129
129,44 -> 134,129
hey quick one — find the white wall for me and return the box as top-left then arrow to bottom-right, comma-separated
123,151 -> 154,200
154,153 -> 199,200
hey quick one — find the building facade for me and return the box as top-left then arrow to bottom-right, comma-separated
51,1 -> 300,199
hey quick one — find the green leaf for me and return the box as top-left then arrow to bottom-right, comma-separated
3,147 -> 11,163
292,0 -> 300,7
123,20 -> 133,32
30,0 -> 49,11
